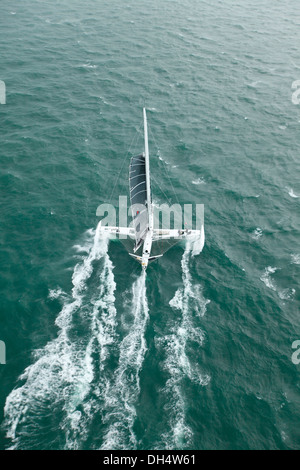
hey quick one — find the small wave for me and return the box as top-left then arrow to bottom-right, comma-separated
158,150 -> 169,165
98,95 -> 114,106
233,23 -> 245,30
279,288 -> 295,301
287,188 -> 299,198
48,288 -> 67,301
260,266 -> 278,291
291,61 -> 300,70
251,228 -> 263,240
291,254 -> 300,265
73,244 -> 91,254
260,267 -> 295,301
248,80 -> 261,88
80,63 -> 97,69
192,177 -> 206,185
169,82 -> 184,88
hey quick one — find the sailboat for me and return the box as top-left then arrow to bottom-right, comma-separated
99,108 -> 204,270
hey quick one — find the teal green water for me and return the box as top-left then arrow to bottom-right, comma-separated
0,0 -> 300,450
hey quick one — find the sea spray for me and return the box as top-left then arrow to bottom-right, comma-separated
160,240 -> 210,449
3,223 -> 113,449
100,272 -> 149,450
191,225 -> 205,258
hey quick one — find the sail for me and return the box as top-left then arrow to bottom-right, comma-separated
129,153 -> 148,249
99,108 -> 204,271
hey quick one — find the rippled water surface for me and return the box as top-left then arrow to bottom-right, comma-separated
0,0 -> 299,450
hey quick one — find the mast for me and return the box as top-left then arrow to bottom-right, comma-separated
143,107 -> 152,230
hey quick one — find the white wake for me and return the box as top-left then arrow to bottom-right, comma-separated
100,272 -> 149,450
63,236 -> 118,449
3,223 -> 116,450
160,240 -> 210,449
3,226 -> 208,450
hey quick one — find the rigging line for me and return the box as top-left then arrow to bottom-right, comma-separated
148,122 -> 181,207
94,106 -> 143,208
151,174 -> 174,207
163,160 -> 181,207
107,119 -> 143,206
123,120 -> 144,190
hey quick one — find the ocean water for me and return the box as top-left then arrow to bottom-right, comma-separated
0,0 -> 299,450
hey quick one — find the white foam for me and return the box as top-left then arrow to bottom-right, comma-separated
63,248 -> 118,449
98,95 -> 114,106
192,177 -> 206,185
279,288 -> 295,300
260,266 -> 295,301
291,253 -> 300,265
100,272 -> 149,450
48,288 -> 66,300
160,243 -> 210,449
260,266 -> 278,291
287,188 -> 299,198
158,150 -> 169,165
3,223 -> 116,450
161,394 -> 193,450
73,244 -> 90,253
251,227 -> 263,240
81,63 -> 97,69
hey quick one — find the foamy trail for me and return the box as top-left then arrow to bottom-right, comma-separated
63,243 -> 118,449
161,241 -> 210,449
3,223 -> 113,449
100,272 -> 149,450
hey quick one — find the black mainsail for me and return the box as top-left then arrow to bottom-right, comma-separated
129,153 -> 148,250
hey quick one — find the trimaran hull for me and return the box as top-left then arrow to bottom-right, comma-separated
99,108 -> 203,270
